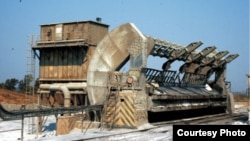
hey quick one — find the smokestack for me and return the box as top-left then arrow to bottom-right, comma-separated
96,17 -> 102,23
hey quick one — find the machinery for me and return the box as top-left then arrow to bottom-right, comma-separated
87,22 -> 238,128
0,20 -> 239,131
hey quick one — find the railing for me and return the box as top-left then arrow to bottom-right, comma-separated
142,68 -> 208,86
142,68 -> 178,86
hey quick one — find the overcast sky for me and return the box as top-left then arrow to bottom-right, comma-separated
0,0 -> 249,92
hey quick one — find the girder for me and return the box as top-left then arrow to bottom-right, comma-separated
148,37 -> 238,68
147,37 -> 238,75
200,51 -> 229,66
212,54 -> 239,68
168,41 -> 203,60
0,104 -> 102,121
186,46 -> 217,63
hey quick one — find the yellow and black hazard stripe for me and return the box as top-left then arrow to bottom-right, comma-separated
113,95 -> 136,128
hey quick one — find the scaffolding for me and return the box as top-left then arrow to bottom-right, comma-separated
25,35 -> 37,135
246,74 -> 250,124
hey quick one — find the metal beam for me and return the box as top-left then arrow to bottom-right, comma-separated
212,54 -> 239,68
186,46 -> 217,63
0,104 -> 103,121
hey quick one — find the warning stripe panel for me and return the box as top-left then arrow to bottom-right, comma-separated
113,95 -> 136,128
114,106 -> 135,126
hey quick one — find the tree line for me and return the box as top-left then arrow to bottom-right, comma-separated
0,74 -> 39,93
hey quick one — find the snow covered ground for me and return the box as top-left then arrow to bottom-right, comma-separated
0,116 -> 57,141
0,116 -> 163,141
0,103 -> 249,141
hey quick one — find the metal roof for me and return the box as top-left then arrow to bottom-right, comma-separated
40,20 -> 109,27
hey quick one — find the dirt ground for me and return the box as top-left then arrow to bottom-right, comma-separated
0,89 -> 37,104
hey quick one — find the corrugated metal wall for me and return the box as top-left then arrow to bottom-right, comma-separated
39,47 -> 95,81
37,21 -> 108,81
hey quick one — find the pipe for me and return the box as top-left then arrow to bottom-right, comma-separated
55,85 -> 70,108
39,82 -> 87,107
40,82 -> 87,89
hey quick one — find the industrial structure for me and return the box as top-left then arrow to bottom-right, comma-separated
33,20 -> 109,108
0,19 -> 239,135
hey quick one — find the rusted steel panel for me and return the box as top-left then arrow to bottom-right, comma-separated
58,49 -> 63,79
72,49 -> 78,78
39,47 -> 91,80
37,21 -> 108,82
87,22 -> 109,45
62,23 -> 85,40
39,21 -> 108,43
49,49 -> 54,78
40,25 -> 55,41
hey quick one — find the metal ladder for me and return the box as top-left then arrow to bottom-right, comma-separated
25,35 -> 36,134
101,73 -> 121,130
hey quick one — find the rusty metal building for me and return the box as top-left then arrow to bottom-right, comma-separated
33,20 -> 108,81
32,20 -> 109,107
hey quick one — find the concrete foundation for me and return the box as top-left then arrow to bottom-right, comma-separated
56,115 -> 81,135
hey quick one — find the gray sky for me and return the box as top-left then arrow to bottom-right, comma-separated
0,0 -> 249,92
